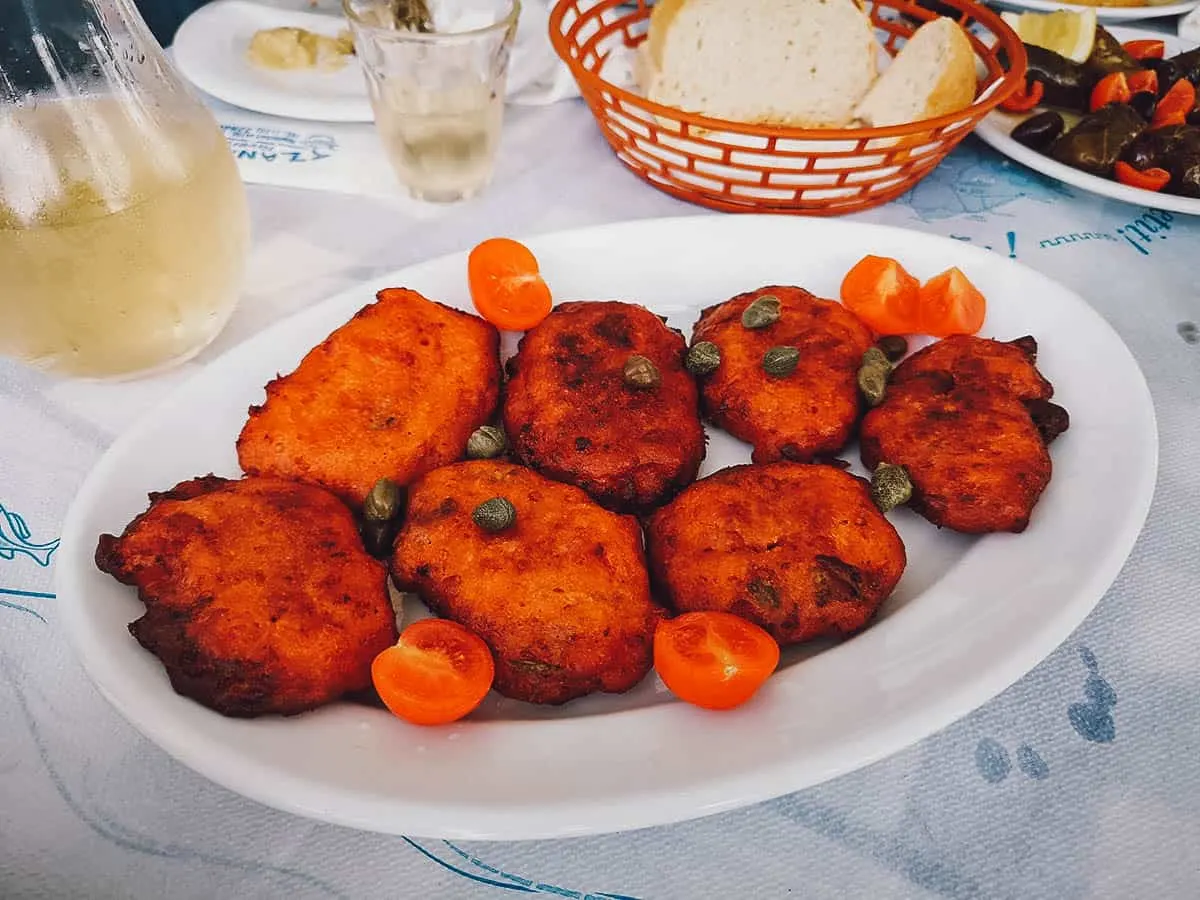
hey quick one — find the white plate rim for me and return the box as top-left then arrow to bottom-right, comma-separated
975,27 -> 1200,216
55,214 -> 1159,840
991,0 -> 1200,21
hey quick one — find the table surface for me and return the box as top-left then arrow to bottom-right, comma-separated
3,88 -> 1200,900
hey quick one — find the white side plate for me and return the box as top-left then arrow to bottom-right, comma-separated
57,215 -> 1158,841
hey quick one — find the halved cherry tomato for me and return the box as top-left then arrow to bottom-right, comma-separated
1090,72 -> 1132,113
1127,69 -> 1158,97
1114,161 -> 1171,192
1151,78 -> 1197,130
1000,79 -> 1045,113
917,267 -> 987,337
467,237 -> 554,332
372,618 -> 495,726
654,611 -> 780,711
1122,39 -> 1165,61
839,254 -> 921,335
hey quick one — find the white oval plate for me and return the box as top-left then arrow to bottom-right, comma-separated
976,27 -> 1200,216
172,0 -> 563,123
57,215 -> 1157,841
990,0 -> 1200,22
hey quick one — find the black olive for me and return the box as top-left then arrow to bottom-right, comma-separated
1011,111 -> 1065,152
1130,91 -> 1157,121
1188,109 -> 1200,126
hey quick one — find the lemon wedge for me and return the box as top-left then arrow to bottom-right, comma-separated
1001,9 -> 1097,64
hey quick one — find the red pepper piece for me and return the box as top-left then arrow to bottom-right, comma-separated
1090,72 -> 1132,113
1114,161 -> 1170,192
1151,78 -> 1197,130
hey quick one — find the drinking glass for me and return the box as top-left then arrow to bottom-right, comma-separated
343,0 -> 520,203
0,0 -> 250,380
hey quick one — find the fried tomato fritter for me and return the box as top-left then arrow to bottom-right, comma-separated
691,286 -> 875,464
502,301 -> 705,515
644,463 -> 906,645
860,335 -> 1070,534
390,460 -> 663,705
237,288 -> 501,508
94,476 -> 398,718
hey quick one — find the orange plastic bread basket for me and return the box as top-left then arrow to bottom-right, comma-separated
548,0 -> 1028,215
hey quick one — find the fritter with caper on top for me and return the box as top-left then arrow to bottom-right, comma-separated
237,288 -> 502,508
690,286 -> 876,464
502,301 -> 705,515
644,462 -> 906,645
94,475 -> 398,718
859,334 -> 1070,534
390,460 -> 663,705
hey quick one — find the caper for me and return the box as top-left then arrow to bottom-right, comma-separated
623,354 -> 661,390
741,295 -> 781,330
857,347 -> 892,407
876,335 -> 908,363
870,463 -> 912,514
363,477 -> 402,524
466,425 -> 507,459
762,346 -> 800,377
861,346 -> 891,371
685,341 -> 721,376
473,497 -> 516,532
1011,111 -> 1065,153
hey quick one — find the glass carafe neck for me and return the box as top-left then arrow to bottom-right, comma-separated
1,0 -> 168,101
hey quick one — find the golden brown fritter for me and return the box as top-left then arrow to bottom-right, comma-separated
860,335 -> 1070,534
94,475 -> 398,718
691,286 -> 875,463
889,334 -> 1052,401
237,288 -> 501,508
645,462 -> 906,645
390,460 -> 663,705
502,301 -> 705,515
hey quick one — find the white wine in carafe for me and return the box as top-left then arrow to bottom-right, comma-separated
0,98 -> 250,379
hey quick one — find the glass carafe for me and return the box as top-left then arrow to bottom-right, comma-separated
0,0 -> 250,380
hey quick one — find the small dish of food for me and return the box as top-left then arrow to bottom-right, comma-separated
976,17 -> 1200,213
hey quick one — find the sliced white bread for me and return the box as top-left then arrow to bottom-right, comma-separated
852,17 -> 978,128
640,0 -> 881,129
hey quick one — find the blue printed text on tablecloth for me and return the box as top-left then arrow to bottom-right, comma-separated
221,126 -> 338,164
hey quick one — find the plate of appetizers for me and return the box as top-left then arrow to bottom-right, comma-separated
976,22 -> 1200,213
990,0 -> 1200,24
57,215 -> 1157,840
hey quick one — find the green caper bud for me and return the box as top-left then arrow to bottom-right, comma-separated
876,335 -> 908,362
466,425 -> 507,460
685,341 -> 721,376
623,354 -> 661,390
857,347 -> 892,407
473,497 -> 516,532
363,477 -> 402,523
870,463 -> 912,514
762,346 -> 800,377
741,295 -> 781,330
862,346 -> 892,371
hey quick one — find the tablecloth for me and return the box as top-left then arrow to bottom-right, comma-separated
3,91 -> 1200,899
